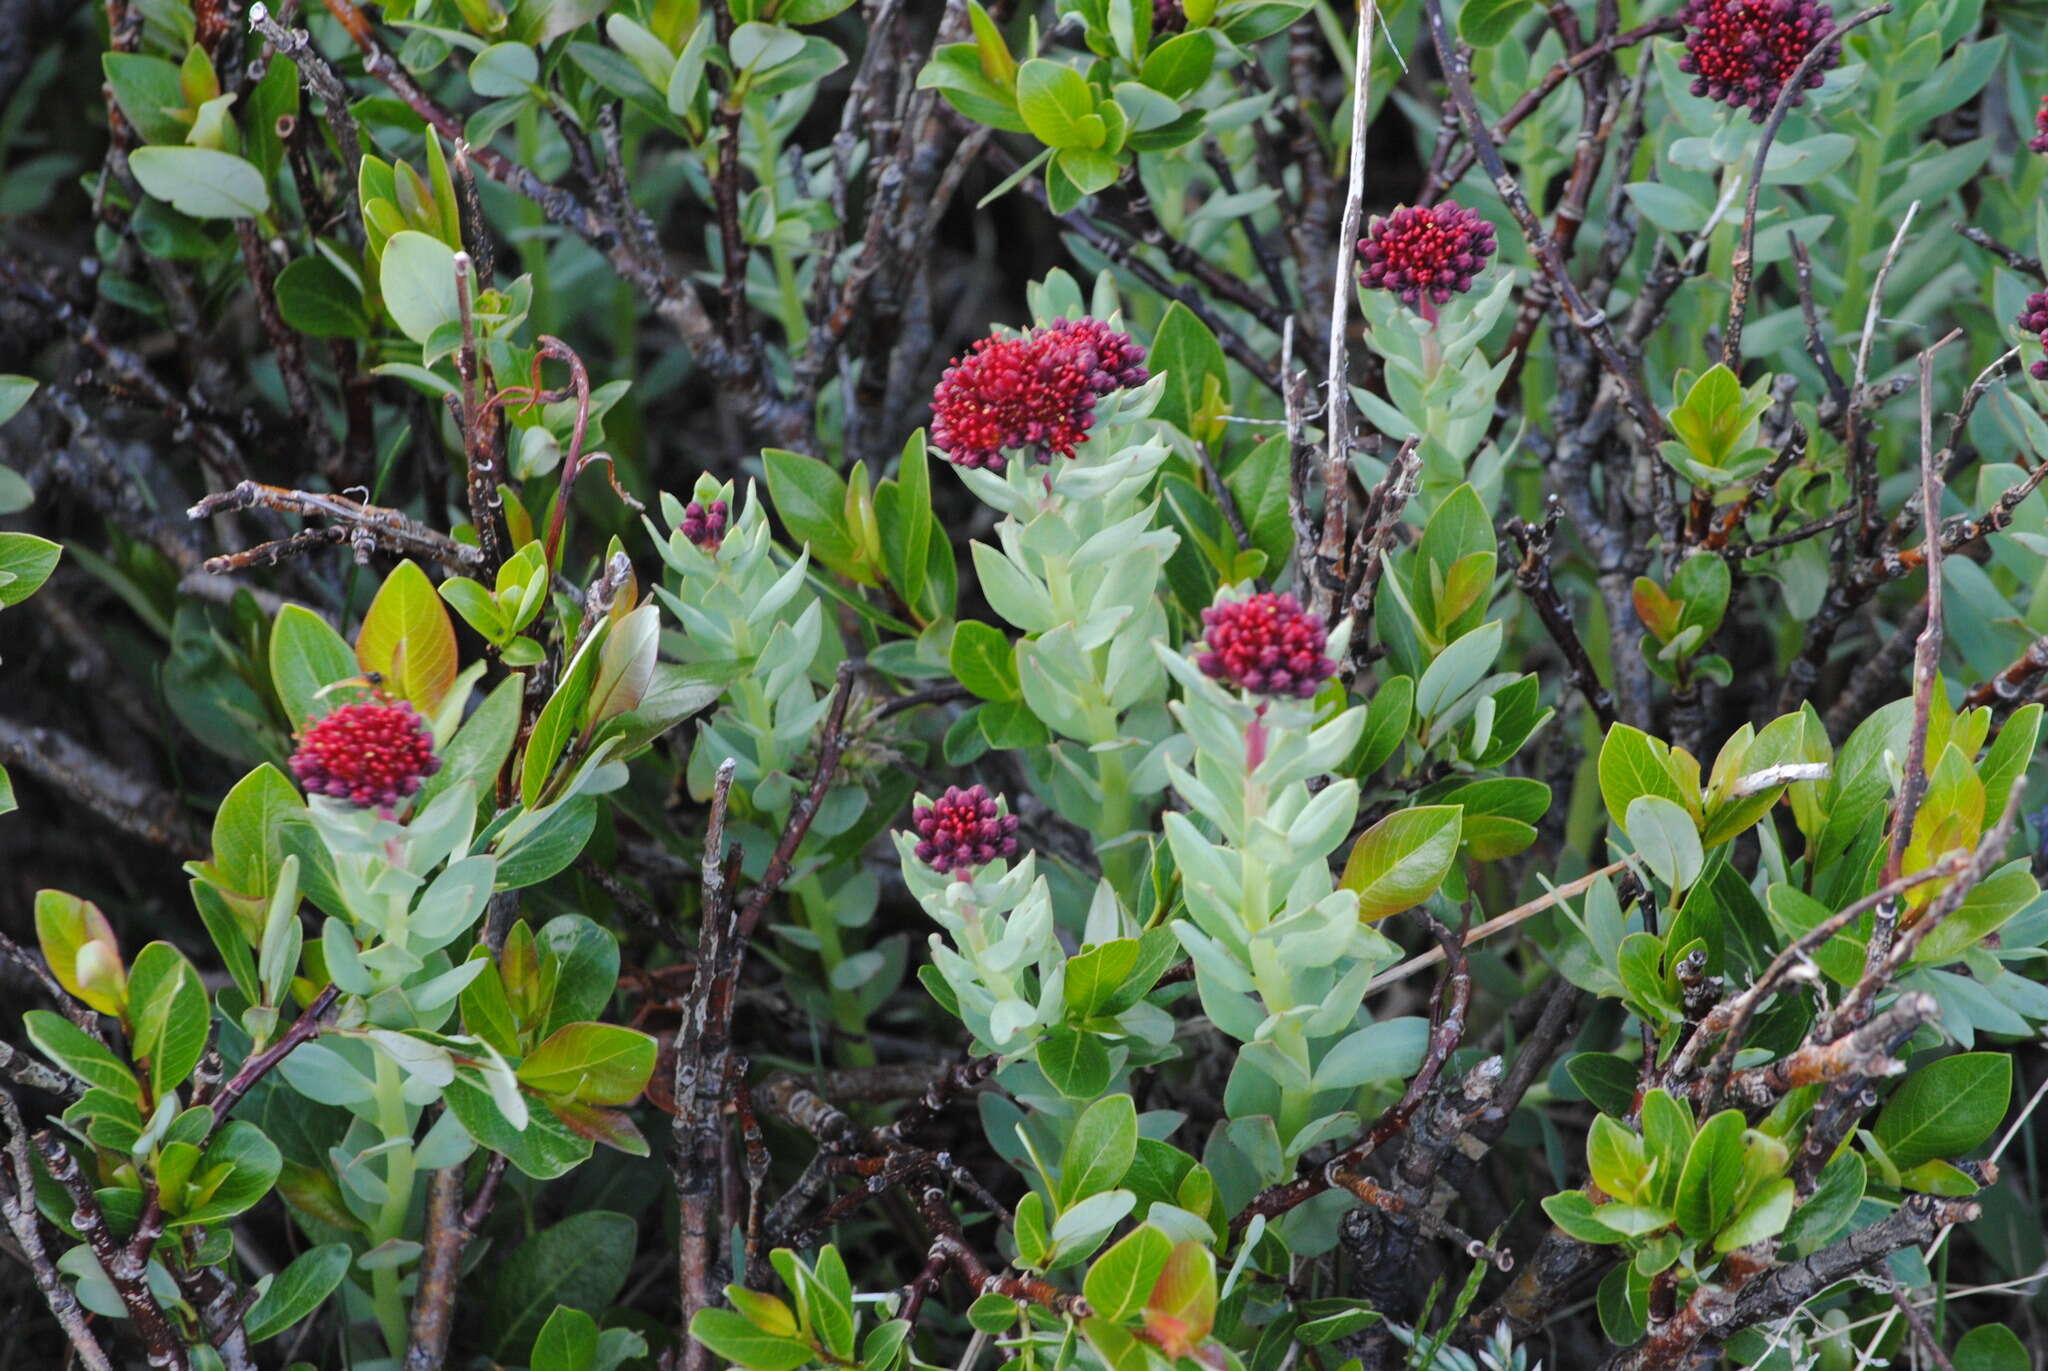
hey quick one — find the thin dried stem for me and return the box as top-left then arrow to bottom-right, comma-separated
1869,328 -> 1963,968
1315,0 -> 1378,621
190,480 -> 483,573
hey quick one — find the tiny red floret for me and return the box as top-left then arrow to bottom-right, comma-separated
1357,202 -> 1497,307
289,696 -> 442,812
681,499 -> 729,550
2032,95 -> 2048,155
910,785 -> 1021,878
929,318 -> 1149,471
2019,292 -> 2048,381
1197,591 -> 1337,700
1676,0 -> 1841,122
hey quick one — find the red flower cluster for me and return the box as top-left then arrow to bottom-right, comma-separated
929,317 -> 1149,471
289,696 -> 442,812
910,785 -> 1021,878
1358,203 -> 1497,308
1676,0 -> 1841,122
2032,95 -> 2048,154
2019,292 -> 2048,380
1197,591 -> 1337,700
680,499 -> 729,550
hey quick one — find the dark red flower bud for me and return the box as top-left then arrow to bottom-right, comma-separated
680,499 -> 729,550
2019,291 -> 2048,381
2032,95 -> 2048,155
1035,316 -> 1151,397
1153,0 -> 1186,34
929,318 -> 1150,471
1196,591 -> 1337,700
1676,0 -> 1841,122
910,785 -> 1021,878
1357,202 -> 1498,307
289,696 -> 442,812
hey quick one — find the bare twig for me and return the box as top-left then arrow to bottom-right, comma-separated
1421,0 -> 1664,448
1869,329 -> 1963,970
1342,436 -> 1421,669
1240,914 -> 1473,1227
403,1153 -> 506,1370
1730,1194 -> 1979,1330
38,1133 -> 189,1371
1365,862 -> 1626,994
1315,0 -> 1378,621
1790,235 -> 1852,420
1508,497 -> 1618,727
734,662 -> 860,940
1886,1276 -> 1959,1371
451,255 -> 506,571
913,1186 -> 1090,1318
190,480 -> 483,573
0,716 -> 206,857
1672,859 -> 1964,1100
1965,634 -> 2048,710
1705,425 -> 1808,554
202,985 -> 340,1139
248,3 -> 362,184
677,759 -> 740,1371
0,1096 -> 114,1371
1426,17 -> 1682,199
1956,223 -> 2045,282
1848,202 -> 1920,555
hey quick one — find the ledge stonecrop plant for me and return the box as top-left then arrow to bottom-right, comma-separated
943,344 -> 1182,887
8,532 -> 683,1369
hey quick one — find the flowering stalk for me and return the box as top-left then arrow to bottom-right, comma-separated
943,337 -> 1178,889
893,790 -> 1180,1264
1156,598 -> 1412,1150
368,1047 -> 418,1356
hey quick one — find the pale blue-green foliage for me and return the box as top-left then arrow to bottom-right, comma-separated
295,787 -> 529,1152
901,839 -> 1175,1069
308,785 -> 495,1015
1353,273 -> 1519,511
1154,618 -> 1417,1196
649,474 -> 839,808
898,840 -> 1190,1281
956,373 -> 1185,841
899,842 -> 1063,1057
